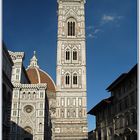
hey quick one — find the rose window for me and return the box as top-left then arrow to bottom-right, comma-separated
24,105 -> 33,113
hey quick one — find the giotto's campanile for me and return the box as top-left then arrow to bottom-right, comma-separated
55,0 -> 88,139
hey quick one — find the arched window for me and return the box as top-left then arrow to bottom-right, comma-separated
28,92 -> 31,99
65,74 -> 70,85
33,92 -> 36,98
73,73 -> 77,85
73,22 -> 75,36
68,21 -> 76,36
73,50 -> 77,60
66,50 -> 70,60
39,123 -> 42,132
22,92 -> 25,98
68,22 -> 70,36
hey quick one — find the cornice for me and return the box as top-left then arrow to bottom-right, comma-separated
57,0 -> 86,4
13,83 -> 47,90
8,51 -> 24,59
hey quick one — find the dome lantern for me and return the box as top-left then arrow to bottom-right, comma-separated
28,51 -> 39,68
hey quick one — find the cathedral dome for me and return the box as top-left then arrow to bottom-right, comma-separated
26,51 -> 56,93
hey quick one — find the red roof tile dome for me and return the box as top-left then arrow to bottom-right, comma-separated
26,51 -> 56,93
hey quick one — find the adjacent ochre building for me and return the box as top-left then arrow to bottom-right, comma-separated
3,0 -> 88,140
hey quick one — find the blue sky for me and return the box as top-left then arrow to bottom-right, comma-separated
3,0 -> 137,131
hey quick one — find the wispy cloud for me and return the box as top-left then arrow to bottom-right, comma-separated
87,28 -> 102,39
87,14 -> 123,39
102,15 -> 115,22
86,26 -> 94,30
94,29 -> 101,34
101,14 -> 123,24
87,26 -> 97,39
88,33 -> 94,38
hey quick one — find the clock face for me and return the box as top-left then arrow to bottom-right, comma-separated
24,105 -> 33,113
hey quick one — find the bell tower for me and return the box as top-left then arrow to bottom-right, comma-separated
55,0 -> 88,139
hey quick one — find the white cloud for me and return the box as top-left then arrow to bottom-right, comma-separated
86,26 -> 94,30
102,15 -> 115,23
86,14 -> 123,39
87,28 -> 102,39
101,14 -> 123,24
88,33 -> 94,38
94,29 -> 101,34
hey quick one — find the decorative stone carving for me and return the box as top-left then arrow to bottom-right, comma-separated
24,105 -> 34,113
56,0 -> 87,139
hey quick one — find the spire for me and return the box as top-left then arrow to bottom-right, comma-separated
34,51 -> 36,56
28,51 -> 39,68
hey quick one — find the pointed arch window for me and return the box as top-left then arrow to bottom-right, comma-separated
73,22 -> 75,36
66,50 -> 70,60
73,73 -> 77,85
73,50 -> 77,60
65,74 -> 70,85
68,21 -> 75,36
68,22 -> 70,36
